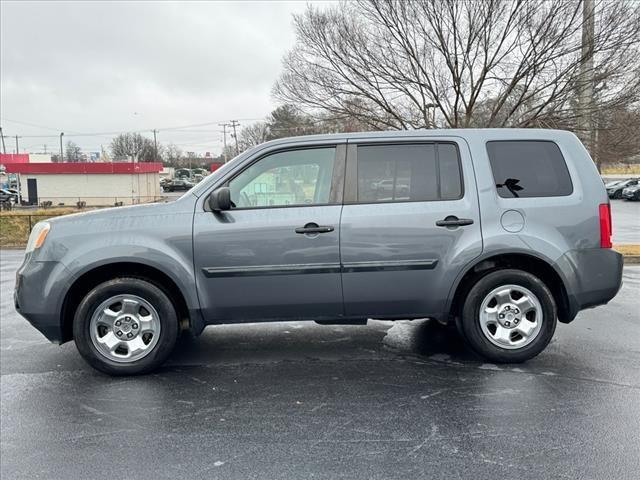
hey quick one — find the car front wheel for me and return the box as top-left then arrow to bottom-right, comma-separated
73,278 -> 179,375
459,269 -> 557,363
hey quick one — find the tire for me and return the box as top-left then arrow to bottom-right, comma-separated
459,269 -> 557,363
613,190 -> 622,199
73,277 -> 179,375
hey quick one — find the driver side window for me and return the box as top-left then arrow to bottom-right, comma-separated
228,147 -> 336,208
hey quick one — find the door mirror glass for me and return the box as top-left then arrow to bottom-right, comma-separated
208,187 -> 232,212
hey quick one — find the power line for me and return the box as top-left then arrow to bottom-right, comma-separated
0,117 -> 73,133
0,117 -> 261,139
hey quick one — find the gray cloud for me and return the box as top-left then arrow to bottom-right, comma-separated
1,1 -> 316,155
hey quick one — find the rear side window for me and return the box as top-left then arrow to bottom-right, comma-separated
486,141 -> 573,198
356,143 -> 463,203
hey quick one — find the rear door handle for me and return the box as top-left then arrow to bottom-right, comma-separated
436,216 -> 474,227
295,223 -> 334,234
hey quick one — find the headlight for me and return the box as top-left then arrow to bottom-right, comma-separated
25,222 -> 51,254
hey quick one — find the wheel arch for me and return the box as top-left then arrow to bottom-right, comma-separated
446,250 -> 574,324
60,261 -> 196,343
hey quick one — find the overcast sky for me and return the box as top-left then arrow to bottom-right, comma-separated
1,1 -> 324,156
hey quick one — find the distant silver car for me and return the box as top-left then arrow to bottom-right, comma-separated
622,184 -> 640,201
607,178 -> 639,199
15,129 -> 623,375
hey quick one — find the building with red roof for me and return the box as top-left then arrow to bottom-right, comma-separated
2,161 -> 163,206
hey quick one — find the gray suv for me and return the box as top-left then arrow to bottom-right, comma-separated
15,129 -> 623,375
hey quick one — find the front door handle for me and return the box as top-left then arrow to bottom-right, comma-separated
295,223 -> 334,234
436,216 -> 474,227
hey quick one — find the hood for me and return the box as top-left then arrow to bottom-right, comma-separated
46,195 -> 196,226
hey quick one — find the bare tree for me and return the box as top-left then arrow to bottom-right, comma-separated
594,106 -> 640,166
65,141 -> 82,162
110,133 -> 156,162
239,122 -> 270,149
275,0 -> 640,131
266,105 -> 319,139
163,143 -> 183,166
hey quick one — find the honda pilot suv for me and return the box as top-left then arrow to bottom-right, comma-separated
15,129 -> 623,375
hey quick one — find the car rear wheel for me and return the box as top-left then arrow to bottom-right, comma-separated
73,278 -> 179,375
459,269 -> 557,363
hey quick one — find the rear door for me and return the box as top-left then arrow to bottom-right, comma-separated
339,137 -> 482,318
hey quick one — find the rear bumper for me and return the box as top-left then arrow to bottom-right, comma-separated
14,258 -> 71,343
555,248 -> 623,322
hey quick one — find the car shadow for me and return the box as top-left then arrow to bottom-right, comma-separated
165,318 -> 481,368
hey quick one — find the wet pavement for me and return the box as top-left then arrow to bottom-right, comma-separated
1,249 -> 639,479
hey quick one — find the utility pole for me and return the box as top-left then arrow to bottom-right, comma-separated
230,120 -> 240,155
578,0 -> 595,164
60,132 -> 64,161
0,126 -> 6,153
43,144 -> 47,154
218,123 -> 230,162
15,136 -> 19,154
152,129 -> 159,163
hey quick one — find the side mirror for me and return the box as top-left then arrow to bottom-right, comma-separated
208,187 -> 232,212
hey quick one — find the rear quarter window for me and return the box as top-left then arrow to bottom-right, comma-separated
486,141 -> 573,198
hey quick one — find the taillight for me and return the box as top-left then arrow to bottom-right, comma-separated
599,203 -> 612,249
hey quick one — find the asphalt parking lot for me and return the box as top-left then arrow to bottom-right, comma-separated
1,249 -> 639,479
610,199 -> 640,244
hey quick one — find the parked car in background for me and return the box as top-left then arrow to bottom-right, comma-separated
164,179 -> 194,192
0,188 -> 19,204
606,178 -> 639,199
622,183 -> 640,201
14,129 -> 623,375
370,179 -> 410,200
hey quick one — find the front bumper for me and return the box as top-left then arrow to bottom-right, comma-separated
14,257 -> 72,343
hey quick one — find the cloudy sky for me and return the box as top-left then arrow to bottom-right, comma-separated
1,1 -> 325,156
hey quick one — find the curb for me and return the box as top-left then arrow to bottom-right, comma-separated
623,255 -> 640,265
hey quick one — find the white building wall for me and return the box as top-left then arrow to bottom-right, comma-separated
19,173 -> 161,206
28,154 -> 52,163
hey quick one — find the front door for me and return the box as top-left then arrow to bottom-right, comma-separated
339,138 -> 482,318
193,144 -> 346,322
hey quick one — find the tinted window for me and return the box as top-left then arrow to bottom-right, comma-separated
228,147 -> 335,208
487,141 -> 573,198
438,143 -> 463,200
356,143 -> 462,203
